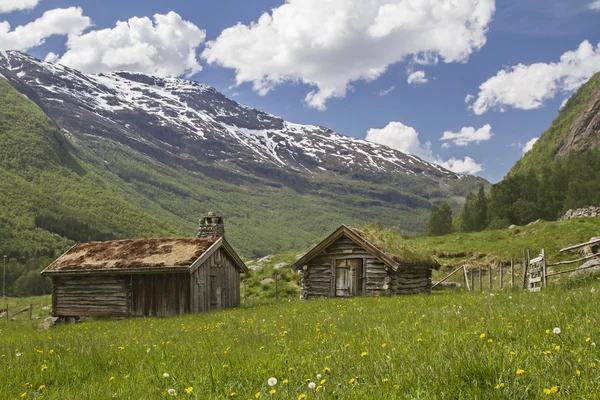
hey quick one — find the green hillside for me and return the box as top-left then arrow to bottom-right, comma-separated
510,72 -> 600,176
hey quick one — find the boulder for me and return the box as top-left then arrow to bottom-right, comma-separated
248,265 -> 263,271
508,225 -> 518,230
432,281 -> 463,290
274,262 -> 290,269
257,255 -> 274,265
260,278 -> 275,285
568,259 -> 600,279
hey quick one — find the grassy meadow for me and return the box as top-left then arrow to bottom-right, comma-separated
2,278 -> 600,399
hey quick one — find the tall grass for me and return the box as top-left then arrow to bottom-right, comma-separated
1,279 -> 599,399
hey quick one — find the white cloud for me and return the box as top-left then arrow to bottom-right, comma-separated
378,86 -> 395,96
0,7 -> 91,51
50,12 -> 205,78
407,70 -> 428,85
366,121 -> 434,162
365,121 -> 484,175
0,0 -> 38,13
590,1 -> 600,10
471,40 -> 600,115
203,0 -> 496,110
522,137 -> 539,154
438,157 -> 483,175
440,124 -> 493,146
441,142 -> 450,149
465,94 -> 474,103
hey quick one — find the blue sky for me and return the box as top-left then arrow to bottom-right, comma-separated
1,0 -> 600,182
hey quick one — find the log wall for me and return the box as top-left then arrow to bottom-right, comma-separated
131,273 -> 190,317
52,275 -> 129,317
190,247 -> 241,312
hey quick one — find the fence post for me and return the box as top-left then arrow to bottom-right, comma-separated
478,266 -> 482,291
463,266 -> 471,291
522,250 -> 530,290
542,248 -> 547,288
274,272 -> 279,301
499,263 -> 503,289
470,269 -> 474,291
510,257 -> 514,289
489,264 -> 493,290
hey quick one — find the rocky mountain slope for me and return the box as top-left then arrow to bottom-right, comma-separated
0,51 -> 484,258
510,72 -> 600,175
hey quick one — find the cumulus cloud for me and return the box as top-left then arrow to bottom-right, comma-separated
465,94 -> 474,103
522,137 -> 539,154
407,70 -> 428,85
378,86 -> 395,96
0,7 -> 91,51
203,0 -> 496,109
590,1 -> 600,10
50,12 -> 205,78
365,121 -> 484,175
0,0 -> 38,13
471,40 -> 600,115
440,124 -> 493,146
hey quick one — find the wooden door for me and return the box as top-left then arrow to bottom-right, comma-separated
210,266 -> 226,310
335,259 -> 363,297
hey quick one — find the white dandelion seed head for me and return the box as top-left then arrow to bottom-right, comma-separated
308,382 -> 316,390
316,374 -> 322,380
15,352 -> 21,357
592,342 -> 597,348
167,389 -> 176,395
268,377 -> 278,386
163,373 -> 170,378
553,327 -> 561,334
509,296 -> 512,300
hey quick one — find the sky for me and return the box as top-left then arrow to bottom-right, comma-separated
1,0 -> 600,183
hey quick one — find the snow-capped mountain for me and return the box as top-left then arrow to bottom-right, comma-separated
0,50 -> 460,180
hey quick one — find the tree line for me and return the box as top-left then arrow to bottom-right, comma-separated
427,150 -> 600,235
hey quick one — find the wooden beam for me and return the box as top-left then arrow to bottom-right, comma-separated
547,252 -> 600,267
546,261 -> 600,277
431,265 -> 464,289
463,266 -> 471,291
560,238 -> 600,253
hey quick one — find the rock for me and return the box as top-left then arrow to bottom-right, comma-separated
42,317 -> 59,330
526,219 -> 540,226
432,281 -> 463,290
260,278 -> 275,285
295,253 -> 305,261
508,225 -> 517,229
248,265 -> 263,271
581,237 -> 600,256
274,262 -> 290,269
257,255 -> 274,265
568,259 -> 600,279
560,206 -> 600,221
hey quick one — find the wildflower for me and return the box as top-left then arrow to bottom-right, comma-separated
118,346 -> 125,350
108,377 -> 115,382
495,383 -> 505,389
551,386 -> 559,393
382,378 -> 389,383
268,377 -> 278,386
316,374 -> 322,380
487,339 -> 493,343
255,393 -> 260,399
20,393 -> 26,398
417,338 -> 422,342
576,369 -> 581,376
38,385 -> 45,391
345,344 -> 350,348
269,389 -> 276,395
283,379 -> 289,385
586,337 -> 591,343
316,386 -> 322,391
168,389 -> 177,396
480,333 -> 486,339
289,367 -> 294,372
544,388 -> 552,395
163,373 -> 170,378
41,365 -> 48,371
298,395 -> 306,400
516,369 -> 525,375
590,362 -> 597,368
361,352 -> 368,357
260,346 -> 265,350
320,379 -> 326,385
553,327 -> 561,334
308,382 -> 316,390
323,367 -> 330,373
544,350 -> 552,355
349,378 -> 355,384
16,352 -> 21,357
185,387 -> 193,394
230,393 -> 236,397
555,345 -> 560,351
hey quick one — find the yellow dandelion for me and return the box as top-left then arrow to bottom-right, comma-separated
516,369 -> 525,375
545,350 -> 552,355
320,379 -> 326,385
255,392 -> 261,399
20,393 -> 27,398
480,333 -> 486,339
546,329 -> 550,334
38,385 -> 45,391
555,345 -> 560,351
381,343 -> 387,348
361,352 -> 368,357
590,362 -> 597,368
586,337 -> 591,343
230,393 -> 236,397
260,346 -> 265,351
41,365 -> 48,371
487,339 -> 493,343
297,395 -> 306,400
382,378 -> 389,383
269,389 -> 276,395
494,383 -> 505,389
417,338 -> 423,342
108,376 -> 115,382
185,387 -> 193,394
543,388 -> 551,395
345,343 -> 350,348
551,386 -> 559,393
576,369 -> 581,376
349,378 -> 355,384
323,367 -> 330,373
289,367 -> 294,372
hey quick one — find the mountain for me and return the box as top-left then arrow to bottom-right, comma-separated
0,51 -> 484,261
510,72 -> 600,176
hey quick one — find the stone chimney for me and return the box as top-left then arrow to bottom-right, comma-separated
198,211 -> 225,238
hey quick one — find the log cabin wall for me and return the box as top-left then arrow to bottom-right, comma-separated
190,247 -> 241,313
52,275 -> 129,317
130,273 -> 190,317
392,267 -> 432,295
301,235 -> 390,298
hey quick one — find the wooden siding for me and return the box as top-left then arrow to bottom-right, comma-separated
301,234 -> 433,299
52,276 -> 129,317
190,247 -> 241,313
131,273 -> 190,317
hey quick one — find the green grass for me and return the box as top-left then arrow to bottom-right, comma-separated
2,280 -> 600,399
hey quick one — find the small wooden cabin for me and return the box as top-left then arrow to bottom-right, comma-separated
41,213 -> 248,318
291,225 -> 440,299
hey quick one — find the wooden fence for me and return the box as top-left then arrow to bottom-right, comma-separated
433,237 -> 600,292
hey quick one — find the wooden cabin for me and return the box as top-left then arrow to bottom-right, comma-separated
291,225 -> 440,299
41,213 -> 248,318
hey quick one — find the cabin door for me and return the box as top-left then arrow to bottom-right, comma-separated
335,259 -> 363,297
209,266 -> 224,310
